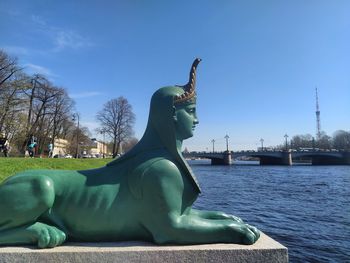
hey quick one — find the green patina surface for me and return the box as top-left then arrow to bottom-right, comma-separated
0,59 -> 260,248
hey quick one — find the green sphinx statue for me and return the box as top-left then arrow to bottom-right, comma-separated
0,59 -> 260,248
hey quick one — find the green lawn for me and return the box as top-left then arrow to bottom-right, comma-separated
0,157 -> 111,182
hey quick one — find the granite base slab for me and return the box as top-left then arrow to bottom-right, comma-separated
0,232 -> 288,263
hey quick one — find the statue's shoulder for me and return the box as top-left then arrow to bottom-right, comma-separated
131,149 -> 176,172
143,157 -> 179,177
128,150 -> 180,199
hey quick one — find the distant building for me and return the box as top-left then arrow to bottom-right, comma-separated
51,138 -> 109,158
52,138 -> 69,156
89,138 -> 109,157
79,138 -> 109,157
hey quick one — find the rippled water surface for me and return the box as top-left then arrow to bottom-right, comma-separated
189,160 -> 350,263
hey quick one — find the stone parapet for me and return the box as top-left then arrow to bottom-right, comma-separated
0,232 -> 288,263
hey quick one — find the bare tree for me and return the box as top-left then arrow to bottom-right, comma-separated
0,50 -> 21,89
333,130 -> 350,150
67,125 -> 92,157
122,137 -> 139,153
316,131 -> 332,150
96,97 -> 135,157
0,72 -> 28,134
290,134 -> 314,149
49,89 -> 74,142
0,50 -> 27,137
35,87 -> 75,155
0,49 -> 78,155
21,76 -> 54,152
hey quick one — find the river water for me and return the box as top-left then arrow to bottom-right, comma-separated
189,160 -> 350,263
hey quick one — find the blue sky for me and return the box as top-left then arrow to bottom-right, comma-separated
1,0 -> 349,151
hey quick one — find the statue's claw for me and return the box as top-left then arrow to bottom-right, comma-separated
227,222 -> 260,245
242,228 -> 256,245
28,223 -> 66,248
246,224 -> 260,240
229,215 -> 244,223
242,224 -> 260,244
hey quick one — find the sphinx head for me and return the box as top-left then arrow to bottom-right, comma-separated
173,97 -> 198,140
149,58 -> 201,142
107,58 -> 202,192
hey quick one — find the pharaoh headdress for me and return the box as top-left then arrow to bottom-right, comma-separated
108,59 -> 202,193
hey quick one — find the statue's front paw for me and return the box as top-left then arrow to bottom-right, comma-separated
28,223 -> 66,248
229,214 -> 244,223
241,224 -> 260,245
217,212 -> 244,223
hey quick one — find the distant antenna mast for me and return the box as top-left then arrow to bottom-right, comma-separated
315,87 -> 321,140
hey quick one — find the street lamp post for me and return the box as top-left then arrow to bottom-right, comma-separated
72,113 -> 80,158
284,134 -> 289,151
260,138 -> 264,151
100,129 -> 106,158
224,135 -> 229,152
211,139 -> 215,153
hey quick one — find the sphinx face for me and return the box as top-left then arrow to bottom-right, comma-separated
174,103 -> 199,140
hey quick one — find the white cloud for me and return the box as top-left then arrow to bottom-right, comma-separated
53,30 -> 93,51
24,63 -> 57,77
2,15 -> 93,57
30,15 -> 94,52
69,91 -> 102,99
31,15 -> 47,27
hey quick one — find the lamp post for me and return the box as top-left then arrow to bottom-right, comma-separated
211,139 -> 215,153
72,113 -> 80,158
224,135 -> 229,152
260,138 -> 264,151
284,134 -> 289,151
100,129 -> 106,158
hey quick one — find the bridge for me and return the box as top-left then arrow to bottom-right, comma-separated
184,150 -> 350,165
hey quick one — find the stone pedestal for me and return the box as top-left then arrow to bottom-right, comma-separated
0,232 -> 288,263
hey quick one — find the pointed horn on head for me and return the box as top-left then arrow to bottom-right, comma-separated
174,58 -> 201,104
184,58 -> 201,91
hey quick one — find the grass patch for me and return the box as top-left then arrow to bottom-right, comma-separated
0,157 -> 111,182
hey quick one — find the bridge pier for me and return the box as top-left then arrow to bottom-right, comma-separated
211,151 -> 232,165
260,151 -> 292,165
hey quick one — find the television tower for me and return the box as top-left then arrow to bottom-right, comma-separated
315,87 -> 321,140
